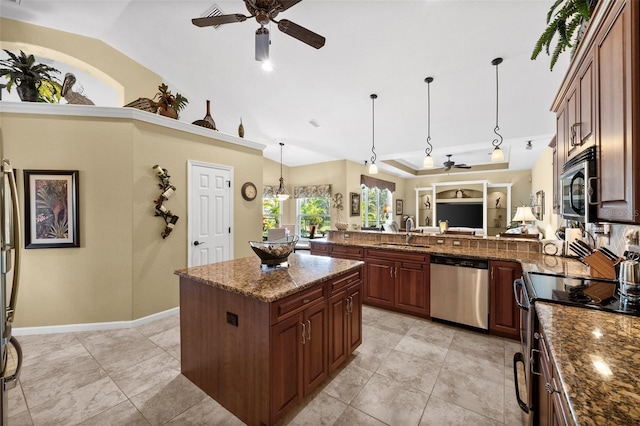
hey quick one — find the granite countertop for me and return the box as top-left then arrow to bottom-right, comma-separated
312,239 -> 594,278
175,253 -> 363,302
536,302 -> 640,425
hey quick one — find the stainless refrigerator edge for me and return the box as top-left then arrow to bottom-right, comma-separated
0,158 -> 22,425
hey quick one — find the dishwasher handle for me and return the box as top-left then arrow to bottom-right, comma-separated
513,278 -> 529,312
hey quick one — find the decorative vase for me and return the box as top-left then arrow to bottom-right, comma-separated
238,117 -> 245,138
17,82 -> 39,102
203,100 -> 217,130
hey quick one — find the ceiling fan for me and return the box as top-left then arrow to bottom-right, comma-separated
191,0 -> 326,62
443,154 -> 472,171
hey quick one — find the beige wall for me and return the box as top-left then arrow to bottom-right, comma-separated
0,18 -> 161,105
531,147 -> 559,238
1,111 -> 263,327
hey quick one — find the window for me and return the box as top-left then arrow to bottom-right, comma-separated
297,197 -> 330,240
262,197 -> 282,236
361,185 -> 392,229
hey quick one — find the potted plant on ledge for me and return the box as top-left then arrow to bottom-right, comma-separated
155,83 -> 188,119
0,49 -> 61,102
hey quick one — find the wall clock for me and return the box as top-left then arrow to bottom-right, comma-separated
241,182 -> 257,201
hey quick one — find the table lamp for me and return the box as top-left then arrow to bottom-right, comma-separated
513,206 -> 537,233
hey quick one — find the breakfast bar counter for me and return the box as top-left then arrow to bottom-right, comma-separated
175,254 -> 364,426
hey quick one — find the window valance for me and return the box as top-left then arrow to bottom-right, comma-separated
293,184 -> 332,199
360,175 -> 396,192
263,185 -> 276,198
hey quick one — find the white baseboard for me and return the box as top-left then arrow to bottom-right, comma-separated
12,307 -> 180,336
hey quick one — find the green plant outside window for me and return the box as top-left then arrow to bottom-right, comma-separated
361,186 -> 392,229
297,197 -> 330,239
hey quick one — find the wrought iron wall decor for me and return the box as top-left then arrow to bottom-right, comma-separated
152,165 -> 179,239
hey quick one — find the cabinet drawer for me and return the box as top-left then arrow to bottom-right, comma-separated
271,284 -> 327,324
330,245 -> 363,259
310,242 -> 330,256
329,270 -> 362,295
365,248 -> 429,264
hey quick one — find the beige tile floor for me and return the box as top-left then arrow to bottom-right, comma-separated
7,306 -> 527,425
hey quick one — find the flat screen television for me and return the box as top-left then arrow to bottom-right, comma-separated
436,202 -> 483,228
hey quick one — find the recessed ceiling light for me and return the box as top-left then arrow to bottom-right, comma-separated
309,119 -> 321,128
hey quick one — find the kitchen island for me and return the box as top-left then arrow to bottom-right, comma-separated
174,254 -> 364,426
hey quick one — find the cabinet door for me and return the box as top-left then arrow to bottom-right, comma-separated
364,260 -> 395,307
565,85 -> 579,158
489,260 -> 522,340
302,301 -> 328,395
328,291 -> 348,373
346,283 -> 362,353
553,108 -> 567,214
395,262 -> 429,315
596,1 -> 637,222
579,59 -> 594,146
270,314 -> 303,419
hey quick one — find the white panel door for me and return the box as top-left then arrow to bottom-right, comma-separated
188,162 -> 232,267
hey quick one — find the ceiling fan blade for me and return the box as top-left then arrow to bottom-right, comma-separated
454,164 -> 472,169
192,14 -> 247,27
279,0 -> 303,11
277,19 -> 326,49
444,165 -> 452,171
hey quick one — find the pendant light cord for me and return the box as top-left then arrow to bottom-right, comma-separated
492,58 -> 503,149
425,77 -> 433,156
370,94 -> 377,164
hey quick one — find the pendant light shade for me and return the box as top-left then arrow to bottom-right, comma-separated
490,57 -> 505,162
423,77 -> 435,168
275,142 -> 290,201
369,94 -> 378,174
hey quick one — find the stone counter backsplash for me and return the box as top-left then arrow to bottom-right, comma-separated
326,230 -> 541,254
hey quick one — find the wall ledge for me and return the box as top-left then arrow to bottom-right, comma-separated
12,307 -> 179,336
0,101 -> 266,152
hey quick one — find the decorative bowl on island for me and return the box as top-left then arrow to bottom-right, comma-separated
249,236 -> 299,266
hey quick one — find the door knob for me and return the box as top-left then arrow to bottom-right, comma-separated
193,241 -> 205,246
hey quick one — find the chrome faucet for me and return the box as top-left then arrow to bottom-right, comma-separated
405,217 -> 414,243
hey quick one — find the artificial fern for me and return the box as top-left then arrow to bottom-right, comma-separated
531,0 -> 597,71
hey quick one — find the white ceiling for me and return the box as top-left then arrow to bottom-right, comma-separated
0,0 -> 569,177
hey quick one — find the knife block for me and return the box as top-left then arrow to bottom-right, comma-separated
583,251 -> 618,280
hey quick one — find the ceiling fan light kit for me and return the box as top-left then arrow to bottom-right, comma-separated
423,76 -> 435,169
490,57 -> 505,163
369,93 -> 378,175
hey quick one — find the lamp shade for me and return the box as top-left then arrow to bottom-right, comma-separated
491,147 -> 504,162
513,206 -> 536,222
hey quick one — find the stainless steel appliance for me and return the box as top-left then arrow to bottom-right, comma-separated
0,160 -> 22,424
430,255 -> 489,330
560,146 -> 597,223
512,272 -> 638,423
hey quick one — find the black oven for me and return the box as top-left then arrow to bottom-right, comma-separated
560,146 -> 597,223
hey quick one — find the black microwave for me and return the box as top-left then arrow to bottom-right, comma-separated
560,146 -> 597,223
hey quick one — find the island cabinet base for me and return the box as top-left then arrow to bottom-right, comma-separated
179,265 -> 363,426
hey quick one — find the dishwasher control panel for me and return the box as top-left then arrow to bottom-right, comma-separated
430,255 -> 488,269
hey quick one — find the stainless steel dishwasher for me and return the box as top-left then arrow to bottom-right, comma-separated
430,255 -> 489,330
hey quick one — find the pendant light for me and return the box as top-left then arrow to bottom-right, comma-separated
490,57 -> 505,162
369,94 -> 378,174
423,77 -> 435,168
275,142 -> 290,201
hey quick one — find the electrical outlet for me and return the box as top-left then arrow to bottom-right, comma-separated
453,240 -> 461,246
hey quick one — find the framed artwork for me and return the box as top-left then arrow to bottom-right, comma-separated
24,170 -> 79,249
534,190 -> 545,221
350,192 -> 360,216
395,199 -> 404,215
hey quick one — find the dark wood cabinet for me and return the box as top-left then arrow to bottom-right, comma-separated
309,241 -> 330,256
535,329 -> 570,426
552,0 -> 640,223
363,249 -> 429,317
328,282 -> 362,373
489,260 -> 522,340
595,0 -> 640,222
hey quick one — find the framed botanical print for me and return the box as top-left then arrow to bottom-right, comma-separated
395,199 -> 404,215
24,170 -> 79,248
350,192 -> 360,216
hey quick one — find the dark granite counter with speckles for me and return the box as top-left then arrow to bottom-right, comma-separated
536,302 -> 640,426
174,253 -> 363,302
